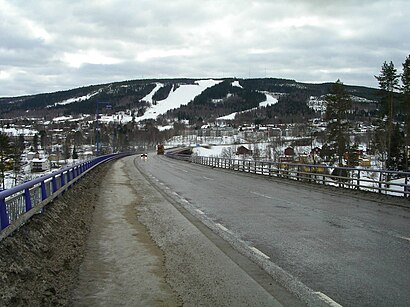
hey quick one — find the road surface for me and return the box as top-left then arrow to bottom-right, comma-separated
72,155 -> 302,306
133,154 -> 410,307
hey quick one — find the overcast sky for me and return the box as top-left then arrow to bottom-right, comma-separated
1,0 -> 409,97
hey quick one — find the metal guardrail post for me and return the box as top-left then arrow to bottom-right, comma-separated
52,176 -> 58,193
0,199 -> 9,229
41,181 -> 47,201
24,188 -> 32,211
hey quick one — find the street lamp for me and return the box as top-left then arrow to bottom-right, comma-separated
95,102 -> 112,156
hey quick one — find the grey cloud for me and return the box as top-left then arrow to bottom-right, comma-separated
0,0 -> 409,96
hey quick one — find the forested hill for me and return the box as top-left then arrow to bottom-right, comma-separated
0,77 -> 380,123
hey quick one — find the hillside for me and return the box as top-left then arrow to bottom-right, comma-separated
0,78 -> 381,124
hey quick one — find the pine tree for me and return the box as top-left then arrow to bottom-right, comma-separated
402,54 -> 410,171
324,80 -> 352,166
0,133 -> 12,189
375,61 -> 399,169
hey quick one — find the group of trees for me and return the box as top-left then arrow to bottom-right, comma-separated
0,133 -> 25,189
323,54 -> 410,171
373,55 -> 410,170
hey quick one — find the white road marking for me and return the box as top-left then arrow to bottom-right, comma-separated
251,191 -> 273,199
250,246 -> 270,259
172,192 -> 179,196
195,209 -> 204,215
202,176 -> 214,181
396,235 -> 410,242
216,223 -> 233,234
314,291 -> 343,307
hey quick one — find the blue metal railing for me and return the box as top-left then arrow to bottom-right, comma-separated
0,152 -> 130,238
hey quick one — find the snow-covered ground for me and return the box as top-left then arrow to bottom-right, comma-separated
137,79 -> 223,121
47,91 -> 100,108
0,127 -> 37,137
232,80 -> 243,88
308,96 -> 326,114
217,92 -> 278,120
259,92 -> 278,107
142,83 -> 163,104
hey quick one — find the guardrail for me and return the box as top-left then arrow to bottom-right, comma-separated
0,153 -> 130,240
167,153 -> 410,198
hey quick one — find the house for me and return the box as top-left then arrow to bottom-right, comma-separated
31,158 -> 50,172
279,146 -> 295,163
284,146 -> 295,156
236,145 -> 253,156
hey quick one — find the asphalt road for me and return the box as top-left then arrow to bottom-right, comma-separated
135,154 -> 410,307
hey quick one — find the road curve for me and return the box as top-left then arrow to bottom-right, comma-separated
134,153 -> 410,307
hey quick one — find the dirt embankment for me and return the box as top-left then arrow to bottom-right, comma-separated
0,163 -> 110,306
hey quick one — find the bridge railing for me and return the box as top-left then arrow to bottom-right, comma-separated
183,155 -> 410,198
0,153 -> 130,239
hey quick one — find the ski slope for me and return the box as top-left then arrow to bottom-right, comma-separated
137,79 -> 222,121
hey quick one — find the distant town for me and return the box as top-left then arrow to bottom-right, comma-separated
1,68 -> 409,190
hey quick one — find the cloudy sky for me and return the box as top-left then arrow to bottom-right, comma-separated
1,0 -> 409,97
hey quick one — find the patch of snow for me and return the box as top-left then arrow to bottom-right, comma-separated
217,92 -> 277,120
137,79 -> 223,121
47,91 -> 100,108
217,112 -> 238,120
308,96 -> 326,113
158,125 -> 173,131
259,92 -> 278,107
53,115 -> 73,122
141,83 -> 163,104
0,127 -> 37,137
351,96 -> 375,103
232,80 -> 243,88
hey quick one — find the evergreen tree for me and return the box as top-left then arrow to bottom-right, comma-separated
347,144 -> 360,167
0,133 -> 12,189
402,54 -> 410,171
375,61 -> 399,169
33,133 -> 39,152
72,145 -> 79,160
389,124 -> 404,171
324,80 -> 352,165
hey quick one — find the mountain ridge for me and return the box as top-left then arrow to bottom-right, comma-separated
0,78 -> 380,124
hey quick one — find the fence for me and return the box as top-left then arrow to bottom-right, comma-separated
167,153 -> 410,198
0,153 -> 130,240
